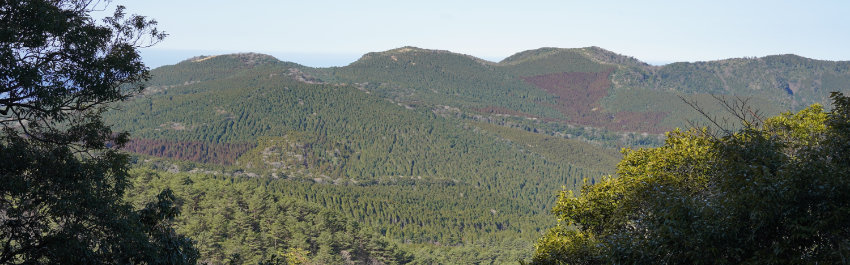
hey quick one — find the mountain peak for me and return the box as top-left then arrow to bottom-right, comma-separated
350,46 -> 491,66
578,47 -> 650,67
383,46 -> 431,54
498,47 -> 567,65
181,52 -> 280,66
499,47 -> 648,68
374,46 -> 469,57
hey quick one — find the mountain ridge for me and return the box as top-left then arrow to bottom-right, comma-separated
163,47 -> 848,70
141,46 -> 850,138
106,45 -> 850,263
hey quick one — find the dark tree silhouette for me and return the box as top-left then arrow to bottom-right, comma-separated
0,1 -> 197,263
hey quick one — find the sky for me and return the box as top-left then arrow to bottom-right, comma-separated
118,0 -> 850,68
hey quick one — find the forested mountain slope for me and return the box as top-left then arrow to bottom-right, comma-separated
126,168 -> 413,265
105,53 -> 620,263
106,47 -> 850,263
313,46 -> 850,134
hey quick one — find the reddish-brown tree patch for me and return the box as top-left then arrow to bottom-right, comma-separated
522,70 -> 669,133
123,139 -> 255,165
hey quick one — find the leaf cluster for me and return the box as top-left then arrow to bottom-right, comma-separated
1,1 -> 198,264
531,93 -> 850,264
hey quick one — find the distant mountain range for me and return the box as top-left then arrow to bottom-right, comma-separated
108,47 -> 850,263
136,46 -> 850,135
315,46 -> 849,133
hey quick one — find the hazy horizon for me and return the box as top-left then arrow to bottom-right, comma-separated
125,0 -> 850,69
138,47 -> 781,69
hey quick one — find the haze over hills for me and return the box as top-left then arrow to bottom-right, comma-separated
107,47 -> 850,264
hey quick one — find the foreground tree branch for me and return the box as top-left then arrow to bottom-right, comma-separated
530,92 -> 850,264
0,1 -> 197,264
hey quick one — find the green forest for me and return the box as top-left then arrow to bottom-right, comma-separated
3,1 -> 850,264
98,47 -> 850,263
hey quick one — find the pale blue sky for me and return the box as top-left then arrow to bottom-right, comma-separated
122,0 -> 850,68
